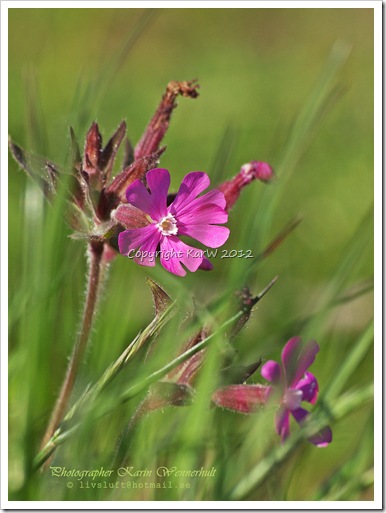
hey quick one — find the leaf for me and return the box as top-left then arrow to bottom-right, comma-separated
258,216 -> 302,260
146,278 -> 172,318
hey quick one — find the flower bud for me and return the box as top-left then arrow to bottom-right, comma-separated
241,161 -> 274,183
212,384 -> 271,414
219,161 -> 274,211
112,204 -> 152,230
83,122 -> 103,191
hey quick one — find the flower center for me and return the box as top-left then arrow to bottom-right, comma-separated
283,389 -> 303,411
156,213 -> 178,236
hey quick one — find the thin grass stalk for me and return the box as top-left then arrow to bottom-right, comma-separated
323,322 -> 374,401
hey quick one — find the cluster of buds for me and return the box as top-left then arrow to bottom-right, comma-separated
10,80 -> 274,274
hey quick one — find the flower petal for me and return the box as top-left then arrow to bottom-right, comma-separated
291,407 -> 332,447
159,252 -> 185,277
118,224 -> 161,267
178,223 -> 230,248
282,337 -> 319,388
170,172 -> 210,213
118,224 -> 157,254
176,203 -> 228,226
308,426 -> 333,447
159,236 -> 204,276
145,168 -> 170,218
261,360 -> 282,385
173,189 -> 226,218
199,256 -> 213,271
295,372 -> 319,405
212,385 -> 271,414
275,405 -> 290,442
125,179 -> 158,219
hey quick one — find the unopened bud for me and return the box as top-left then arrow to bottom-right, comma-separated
240,161 -> 274,183
219,161 -> 274,211
212,384 -> 271,414
112,204 -> 152,229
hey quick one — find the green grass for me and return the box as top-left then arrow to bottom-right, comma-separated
8,7 -> 374,502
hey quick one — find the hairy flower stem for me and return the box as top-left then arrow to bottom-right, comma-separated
40,240 -> 105,457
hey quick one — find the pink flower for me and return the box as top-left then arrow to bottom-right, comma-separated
209,337 -> 332,447
117,168 -> 230,276
261,337 -> 332,447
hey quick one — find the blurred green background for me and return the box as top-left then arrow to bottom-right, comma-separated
8,7 -> 374,502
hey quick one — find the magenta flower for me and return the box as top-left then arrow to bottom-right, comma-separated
261,337 -> 332,447
117,168 -> 230,276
